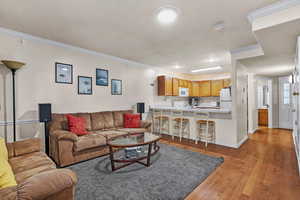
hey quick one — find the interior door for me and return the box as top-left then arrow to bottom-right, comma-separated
279,76 -> 293,129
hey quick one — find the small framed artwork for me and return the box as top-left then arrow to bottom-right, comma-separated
111,79 -> 122,95
78,76 -> 92,95
96,68 -> 109,86
55,62 -> 73,84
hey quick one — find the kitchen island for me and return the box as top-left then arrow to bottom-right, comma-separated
150,106 -> 238,148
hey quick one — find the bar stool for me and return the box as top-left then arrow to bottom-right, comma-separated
151,109 -> 170,135
196,120 -> 215,147
171,110 -> 191,141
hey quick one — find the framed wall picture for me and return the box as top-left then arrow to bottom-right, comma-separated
96,68 -> 109,86
55,62 -> 73,84
78,76 -> 92,95
111,79 -> 122,95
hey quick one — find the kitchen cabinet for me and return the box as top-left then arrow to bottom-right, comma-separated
191,82 -> 200,97
157,76 -> 173,96
199,81 -> 211,97
179,79 -> 189,88
188,81 -> 192,95
223,79 -> 231,88
211,80 -> 224,96
258,109 -> 268,126
172,78 -> 179,96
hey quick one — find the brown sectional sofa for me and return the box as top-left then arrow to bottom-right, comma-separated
49,110 -> 151,167
0,138 -> 77,200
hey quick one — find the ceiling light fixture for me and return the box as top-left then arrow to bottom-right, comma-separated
173,65 -> 182,69
191,66 -> 222,73
157,7 -> 178,24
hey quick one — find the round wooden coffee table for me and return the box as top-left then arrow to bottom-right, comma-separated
107,132 -> 161,171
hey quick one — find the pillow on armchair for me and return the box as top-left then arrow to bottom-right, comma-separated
66,114 -> 89,136
124,113 -> 141,128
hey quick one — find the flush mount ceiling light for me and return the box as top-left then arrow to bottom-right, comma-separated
157,7 -> 179,24
191,66 -> 222,73
173,65 -> 182,69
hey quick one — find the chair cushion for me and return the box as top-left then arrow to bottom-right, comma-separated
66,114 -> 89,136
94,130 -> 128,141
0,159 -> 17,188
9,152 -> 55,175
117,128 -> 148,134
113,110 -> 133,127
0,137 -> 8,161
124,114 -> 141,128
74,133 -> 106,152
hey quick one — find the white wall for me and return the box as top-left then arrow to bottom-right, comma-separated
248,73 -> 258,133
230,59 -> 248,147
0,31 -> 172,142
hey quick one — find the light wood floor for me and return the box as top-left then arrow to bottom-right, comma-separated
161,127 -> 300,200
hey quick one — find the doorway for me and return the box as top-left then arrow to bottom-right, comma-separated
278,76 -> 293,129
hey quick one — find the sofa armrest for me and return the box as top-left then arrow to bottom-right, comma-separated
0,186 -> 17,200
51,130 -> 78,142
7,138 -> 42,158
17,169 -> 77,200
141,120 -> 152,129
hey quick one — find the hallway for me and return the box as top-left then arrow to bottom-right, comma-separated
161,127 -> 300,200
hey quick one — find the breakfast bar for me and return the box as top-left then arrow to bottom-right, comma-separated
149,106 -> 236,148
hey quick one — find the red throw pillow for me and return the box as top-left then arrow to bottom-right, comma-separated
124,113 -> 141,128
66,114 -> 89,136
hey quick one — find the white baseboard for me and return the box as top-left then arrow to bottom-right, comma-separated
235,136 -> 249,148
248,128 -> 258,134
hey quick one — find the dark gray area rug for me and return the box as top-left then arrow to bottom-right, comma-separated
67,143 -> 224,200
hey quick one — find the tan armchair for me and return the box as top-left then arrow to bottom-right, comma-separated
0,138 -> 77,200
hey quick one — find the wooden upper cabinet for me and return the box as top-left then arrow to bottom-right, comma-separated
172,78 -> 179,96
199,81 -> 211,97
211,80 -> 224,96
187,81 -> 192,95
178,79 -> 189,88
223,79 -> 231,88
191,81 -> 200,97
157,76 -> 173,96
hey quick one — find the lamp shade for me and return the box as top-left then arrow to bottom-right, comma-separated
1,60 -> 25,70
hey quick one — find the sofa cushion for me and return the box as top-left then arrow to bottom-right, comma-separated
102,112 -> 114,129
9,152 -> 56,183
117,128 -> 148,134
9,152 -> 56,175
51,114 -> 69,131
91,112 -> 114,130
94,130 -> 128,141
91,112 -> 105,130
12,138 -> 42,157
113,110 -> 133,128
74,133 -> 106,152
66,114 -> 89,136
76,113 -> 92,131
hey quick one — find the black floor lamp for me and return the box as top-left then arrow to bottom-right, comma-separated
2,60 -> 25,142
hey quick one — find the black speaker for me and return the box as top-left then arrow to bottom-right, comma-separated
39,104 -> 52,122
137,103 -> 145,114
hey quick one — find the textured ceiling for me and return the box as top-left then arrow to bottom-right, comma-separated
0,0 -> 278,74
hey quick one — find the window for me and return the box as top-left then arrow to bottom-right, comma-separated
283,83 -> 290,105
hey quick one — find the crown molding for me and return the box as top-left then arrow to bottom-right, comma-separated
248,0 -> 300,22
0,27 -> 155,69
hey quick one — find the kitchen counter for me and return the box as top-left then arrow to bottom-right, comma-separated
149,106 -> 236,148
150,106 -> 231,114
